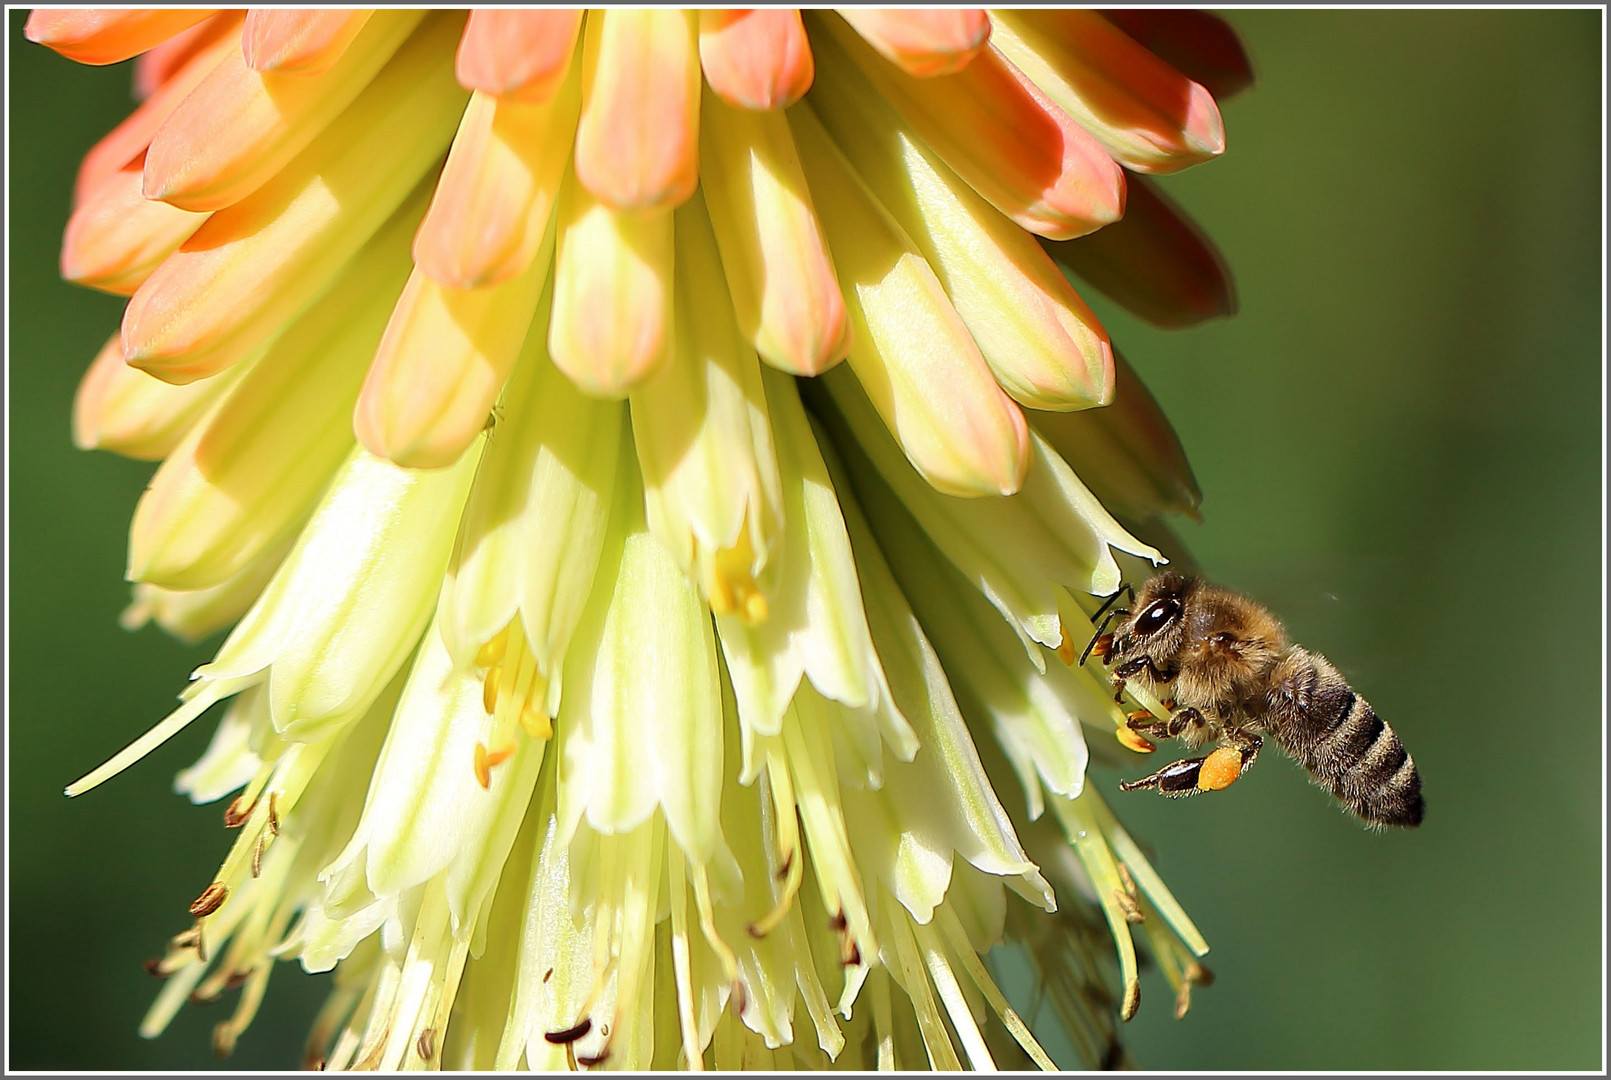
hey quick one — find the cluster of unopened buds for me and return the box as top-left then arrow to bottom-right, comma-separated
33,6 -> 1248,1070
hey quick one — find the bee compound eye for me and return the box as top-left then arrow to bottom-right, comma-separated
1136,599 -> 1181,636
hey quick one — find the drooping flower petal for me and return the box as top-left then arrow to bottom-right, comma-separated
790,104 -> 1029,498
355,199 -> 555,470
132,11 -> 238,100
62,157 -> 210,295
814,13 -> 1123,241
24,8 -> 217,65
241,9 -> 375,76
143,10 -> 428,212
840,464 -> 1093,819
322,613 -> 547,934
123,14 -> 467,384
556,462 -> 728,866
820,368 -> 1160,653
73,12 -> 244,206
1032,350 -> 1202,523
988,10 -> 1224,175
456,9 -> 583,103
631,187 -> 784,620
1100,9 -> 1256,101
700,93 -> 848,376
71,332 -> 235,460
713,368 -> 892,754
574,9 -> 701,211
547,169 -> 674,397
196,443 -> 483,741
128,188 -> 422,590
438,282 -> 624,715
413,61 -> 581,289
697,9 -> 814,110
1038,173 -> 1237,328
808,44 -> 1113,411
836,9 -> 991,78
121,531 -> 296,646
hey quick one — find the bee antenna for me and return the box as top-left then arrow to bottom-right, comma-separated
1079,606 -> 1129,666
1090,583 -> 1136,624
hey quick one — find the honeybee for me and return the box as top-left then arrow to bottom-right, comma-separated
1084,572 -> 1424,828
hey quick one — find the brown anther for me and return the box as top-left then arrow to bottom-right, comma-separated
827,911 -> 848,932
189,987 -> 221,1006
600,1024 -> 610,1037
142,958 -> 169,978
303,1054 -> 327,1072
189,881 -> 229,917
577,1051 -> 610,1067
1121,977 -> 1141,1022
543,967 -> 554,983
1117,862 -> 1139,899
225,970 -> 249,990
252,835 -> 265,878
267,791 -> 281,836
1113,889 -> 1144,924
223,795 -> 256,828
1185,959 -> 1214,987
842,941 -> 862,968
213,1022 -> 237,1058
544,1018 -> 593,1045
774,847 -> 795,881
172,924 -> 207,961
416,1028 -> 436,1061
1174,981 -> 1193,1020
731,979 -> 749,1017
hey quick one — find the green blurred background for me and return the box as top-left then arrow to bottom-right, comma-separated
7,9 -> 1601,1071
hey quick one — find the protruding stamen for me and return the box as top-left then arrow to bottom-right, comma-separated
267,791 -> 280,836
747,758 -> 803,938
1121,976 -> 1141,1022
189,881 -> 229,917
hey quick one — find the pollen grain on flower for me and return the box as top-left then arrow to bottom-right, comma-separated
38,6 -> 1251,1070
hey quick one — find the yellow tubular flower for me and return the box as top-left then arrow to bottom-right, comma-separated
38,7 -> 1254,1071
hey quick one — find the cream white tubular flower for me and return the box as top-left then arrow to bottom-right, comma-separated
38,6 -> 1253,1070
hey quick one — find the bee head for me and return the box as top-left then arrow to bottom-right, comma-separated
1111,572 -> 1198,666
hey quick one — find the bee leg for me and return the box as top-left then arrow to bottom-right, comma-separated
1121,738 -> 1262,798
1125,710 -> 1170,739
1166,707 -> 1204,738
1119,756 -> 1208,797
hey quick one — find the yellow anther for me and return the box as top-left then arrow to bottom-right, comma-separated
1116,726 -> 1155,754
475,624 -> 511,669
520,704 -> 553,740
742,588 -> 769,624
482,664 -> 502,715
1056,619 -> 1076,665
473,741 -> 514,789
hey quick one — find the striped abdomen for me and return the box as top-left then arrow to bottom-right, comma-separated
1265,649 -> 1424,828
